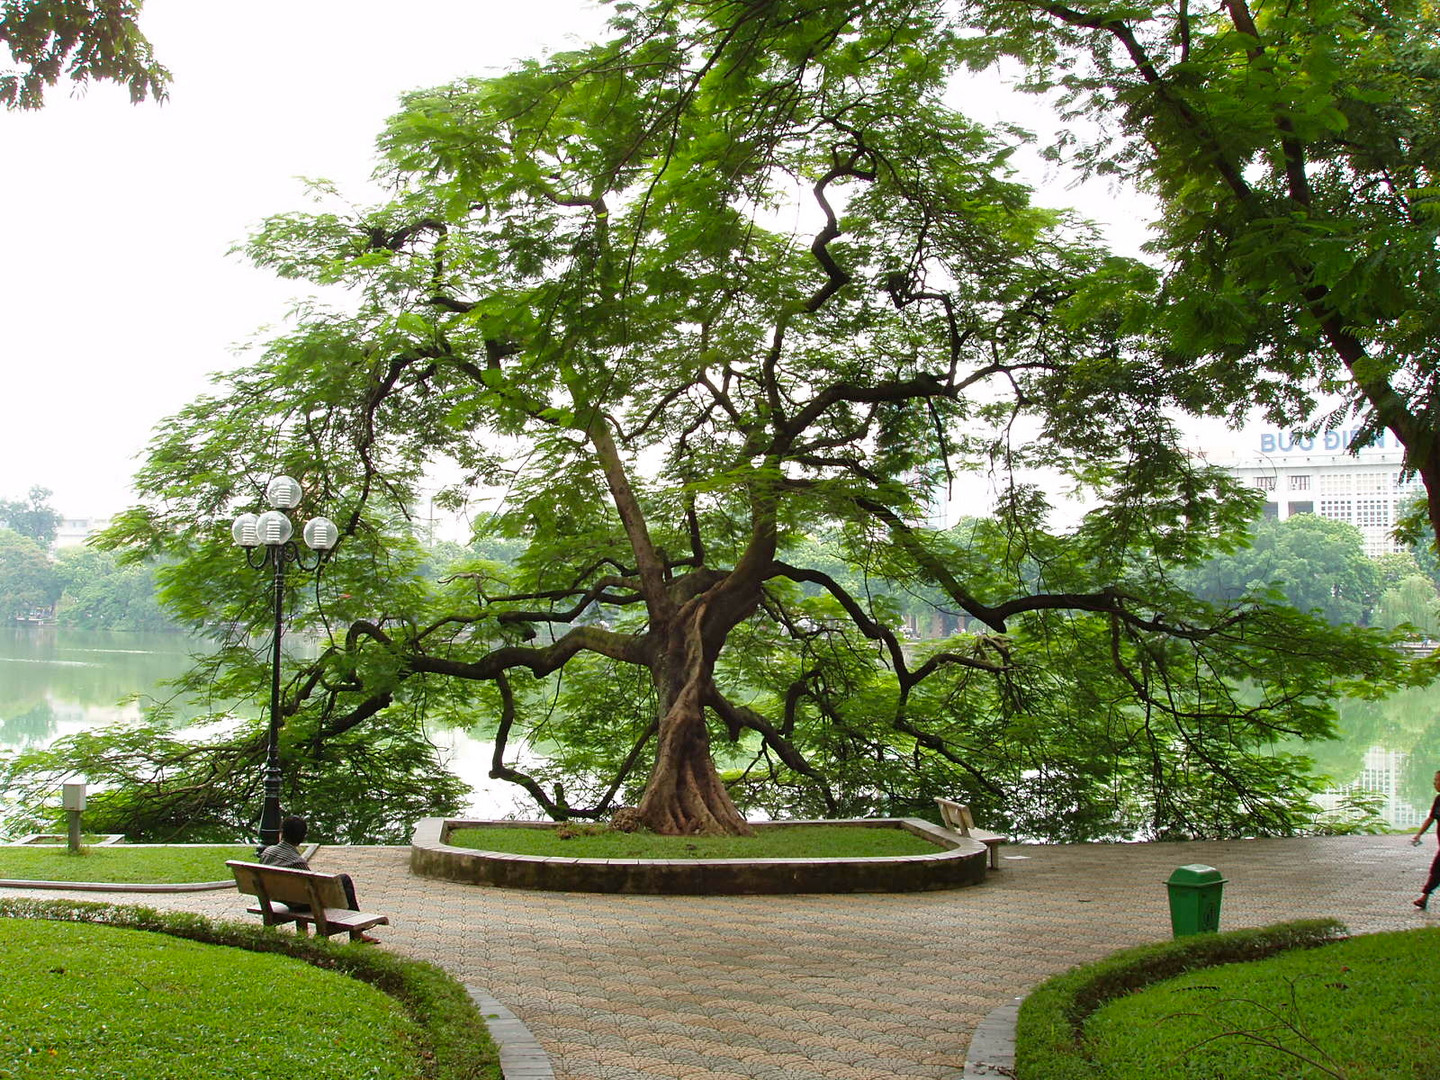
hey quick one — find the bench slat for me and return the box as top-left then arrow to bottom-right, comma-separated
244,905 -> 389,934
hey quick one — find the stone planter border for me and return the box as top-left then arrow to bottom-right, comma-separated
12,834 -> 125,846
409,817 -> 989,894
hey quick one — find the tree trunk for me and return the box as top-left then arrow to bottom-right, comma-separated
635,653 -> 753,836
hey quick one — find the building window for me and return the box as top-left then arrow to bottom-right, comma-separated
1319,499 -> 1352,520
1355,472 -> 1390,495
1256,475 -> 1277,491
1288,501 -> 1314,516
1320,473 -> 1352,495
1354,499 -> 1391,528
1289,475 -> 1311,491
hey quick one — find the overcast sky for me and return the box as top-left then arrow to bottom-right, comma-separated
1,1 -> 1179,523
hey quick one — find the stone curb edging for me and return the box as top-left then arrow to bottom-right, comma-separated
0,877 -> 235,892
466,987 -> 555,1079
12,834 -> 125,846
412,817 -> 991,894
961,994 -> 1024,1078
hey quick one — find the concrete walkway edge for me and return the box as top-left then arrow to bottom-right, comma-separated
467,986 -> 556,1080
961,995 -> 1024,1078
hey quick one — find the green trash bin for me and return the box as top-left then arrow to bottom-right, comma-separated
1166,864 -> 1227,937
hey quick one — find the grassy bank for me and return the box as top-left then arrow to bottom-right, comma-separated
0,845 -> 256,883
0,899 -> 502,1080
448,822 -> 941,858
1085,928 -> 1440,1079
0,919 -> 425,1079
1017,921 -> 1440,1080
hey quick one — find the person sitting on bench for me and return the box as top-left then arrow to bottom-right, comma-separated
260,815 -> 376,941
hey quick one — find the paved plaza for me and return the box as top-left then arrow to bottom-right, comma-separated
1,835 -> 1429,1079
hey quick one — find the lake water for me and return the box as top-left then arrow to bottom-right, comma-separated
2,627 -> 1437,831
0,626 -> 533,820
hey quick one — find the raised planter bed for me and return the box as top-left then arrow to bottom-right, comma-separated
410,817 -> 989,894
12,834 -> 125,846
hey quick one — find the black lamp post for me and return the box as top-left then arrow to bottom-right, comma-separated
231,475 -> 338,852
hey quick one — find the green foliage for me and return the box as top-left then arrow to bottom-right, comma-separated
0,710 -> 467,843
447,822 -> 939,859
0,844 -> 256,883
1306,788 -> 1392,836
53,547 -> 176,630
0,0 -> 168,109
1015,919 -> 1348,1080
0,485 -> 60,544
0,527 -> 59,619
0,900 -> 502,1080
1178,515 -> 1384,626
1376,574 -> 1440,638
959,0 -> 1440,546
1085,930 -> 1440,1080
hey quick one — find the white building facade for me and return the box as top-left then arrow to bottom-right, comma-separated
1209,428 -> 1424,559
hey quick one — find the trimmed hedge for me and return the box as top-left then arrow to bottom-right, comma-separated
0,898 -> 502,1080
1014,918 -> 1346,1080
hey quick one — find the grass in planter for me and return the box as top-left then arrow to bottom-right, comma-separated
448,823 -> 941,859
0,920 -> 427,1080
0,845 -> 256,884
1082,928 -> 1440,1080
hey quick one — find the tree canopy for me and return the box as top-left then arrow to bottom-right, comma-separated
0,528 -> 59,620
89,0 -> 1421,841
1,0 -> 167,109
0,486 -> 61,546
961,0 -> 1440,538
1178,515 -> 1384,626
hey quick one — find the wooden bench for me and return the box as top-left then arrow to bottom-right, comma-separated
227,860 -> 390,942
935,798 -> 1007,869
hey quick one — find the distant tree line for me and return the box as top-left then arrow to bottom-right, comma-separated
0,488 -> 173,630
1177,512 -> 1440,638
4,489 -> 1435,639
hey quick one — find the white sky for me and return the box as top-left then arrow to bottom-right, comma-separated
0,1 -> 1230,522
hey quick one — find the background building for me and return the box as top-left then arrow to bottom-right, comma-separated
52,516 -> 112,551
1203,428 -> 1423,559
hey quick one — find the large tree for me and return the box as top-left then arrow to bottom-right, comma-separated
100,0 -> 1410,839
963,0 -> 1440,537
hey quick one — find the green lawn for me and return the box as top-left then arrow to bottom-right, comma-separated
0,920 -> 427,1079
447,823 -> 941,858
1083,928 -> 1440,1080
0,845 -> 256,884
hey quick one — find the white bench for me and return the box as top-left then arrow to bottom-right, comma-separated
935,798 -> 1006,869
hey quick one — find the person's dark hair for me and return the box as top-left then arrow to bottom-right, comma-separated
280,815 -> 308,845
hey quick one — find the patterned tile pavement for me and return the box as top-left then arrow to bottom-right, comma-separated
1,835 -> 1430,1079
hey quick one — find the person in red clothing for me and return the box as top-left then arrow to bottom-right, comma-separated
1412,771 -> 1440,910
